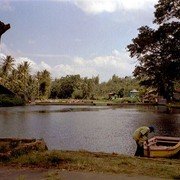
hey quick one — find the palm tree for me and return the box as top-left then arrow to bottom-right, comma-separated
1,55 -> 14,77
16,61 -> 31,101
0,55 -> 14,86
38,70 -> 51,99
7,68 -> 19,91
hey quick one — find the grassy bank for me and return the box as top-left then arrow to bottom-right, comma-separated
1,150 -> 179,179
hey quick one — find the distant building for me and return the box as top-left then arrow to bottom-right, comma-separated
129,89 -> 139,97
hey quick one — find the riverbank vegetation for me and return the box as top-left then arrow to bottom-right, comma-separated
0,57 -> 146,103
0,150 -> 179,179
0,57 -> 179,106
0,94 -> 25,107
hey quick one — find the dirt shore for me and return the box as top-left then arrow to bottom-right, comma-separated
0,166 -> 164,180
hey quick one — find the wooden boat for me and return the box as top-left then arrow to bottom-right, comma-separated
0,138 -> 48,160
144,136 -> 180,158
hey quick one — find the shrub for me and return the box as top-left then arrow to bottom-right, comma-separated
0,95 -> 25,107
113,97 -> 140,103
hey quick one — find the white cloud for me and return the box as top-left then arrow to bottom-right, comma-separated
28,39 -> 36,45
73,57 -> 85,65
17,57 -> 53,75
120,0 -> 157,10
74,0 -> 118,14
0,43 -> 14,56
0,49 -> 135,82
0,55 -> 51,75
39,61 -> 52,72
51,49 -> 135,81
0,53 -> 6,60
0,0 -> 13,11
15,57 -> 39,74
73,0 -> 158,14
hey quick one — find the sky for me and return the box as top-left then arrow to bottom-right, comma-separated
0,0 -> 158,82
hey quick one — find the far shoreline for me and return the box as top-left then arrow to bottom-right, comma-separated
33,100 -> 180,109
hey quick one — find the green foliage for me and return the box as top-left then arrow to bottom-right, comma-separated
46,151 -> 62,164
59,75 -> 80,98
50,74 -> 142,100
0,95 -> 25,106
72,89 -> 84,99
50,75 -> 99,100
127,0 -> 180,101
0,55 -> 14,78
0,57 -> 44,102
117,88 -> 124,98
113,97 -> 140,103
154,0 -> 179,24
0,56 -> 142,101
12,150 -> 71,167
37,70 -> 52,99
97,75 -> 141,99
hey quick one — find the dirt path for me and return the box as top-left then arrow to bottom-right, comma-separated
0,166 -> 165,180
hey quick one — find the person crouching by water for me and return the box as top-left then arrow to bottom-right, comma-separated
133,126 -> 155,157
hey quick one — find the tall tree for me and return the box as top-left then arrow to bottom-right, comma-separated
57,75 -> 81,99
15,61 -> 31,101
38,70 -> 51,99
1,55 -> 14,78
0,55 -> 15,87
127,0 -> 180,101
154,0 -> 180,24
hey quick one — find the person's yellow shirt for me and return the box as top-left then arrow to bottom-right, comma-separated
133,126 -> 150,145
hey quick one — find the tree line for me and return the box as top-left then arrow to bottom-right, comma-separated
0,56 -> 51,101
0,55 -> 142,102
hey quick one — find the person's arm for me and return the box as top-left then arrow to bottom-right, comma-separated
144,132 -> 150,157
145,132 -> 149,144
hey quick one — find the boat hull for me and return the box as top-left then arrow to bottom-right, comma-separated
144,136 -> 180,158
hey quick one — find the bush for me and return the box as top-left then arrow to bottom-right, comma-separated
113,97 -> 140,103
0,95 -> 25,107
72,89 -> 84,99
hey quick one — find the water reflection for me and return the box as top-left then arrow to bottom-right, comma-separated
36,107 -> 106,113
155,105 -> 179,114
0,105 -> 179,155
155,115 -> 180,137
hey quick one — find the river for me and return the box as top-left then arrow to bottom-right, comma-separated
0,105 -> 179,155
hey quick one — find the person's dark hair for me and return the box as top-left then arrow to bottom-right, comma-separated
149,126 -> 155,132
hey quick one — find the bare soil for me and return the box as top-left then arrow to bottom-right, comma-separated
0,166 -> 164,180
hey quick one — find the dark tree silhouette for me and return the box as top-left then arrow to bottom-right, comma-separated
0,21 -> 10,42
127,0 -> 180,101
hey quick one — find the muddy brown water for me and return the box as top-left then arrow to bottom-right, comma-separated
0,105 -> 179,155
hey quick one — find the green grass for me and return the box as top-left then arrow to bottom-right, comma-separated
1,150 -> 179,179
